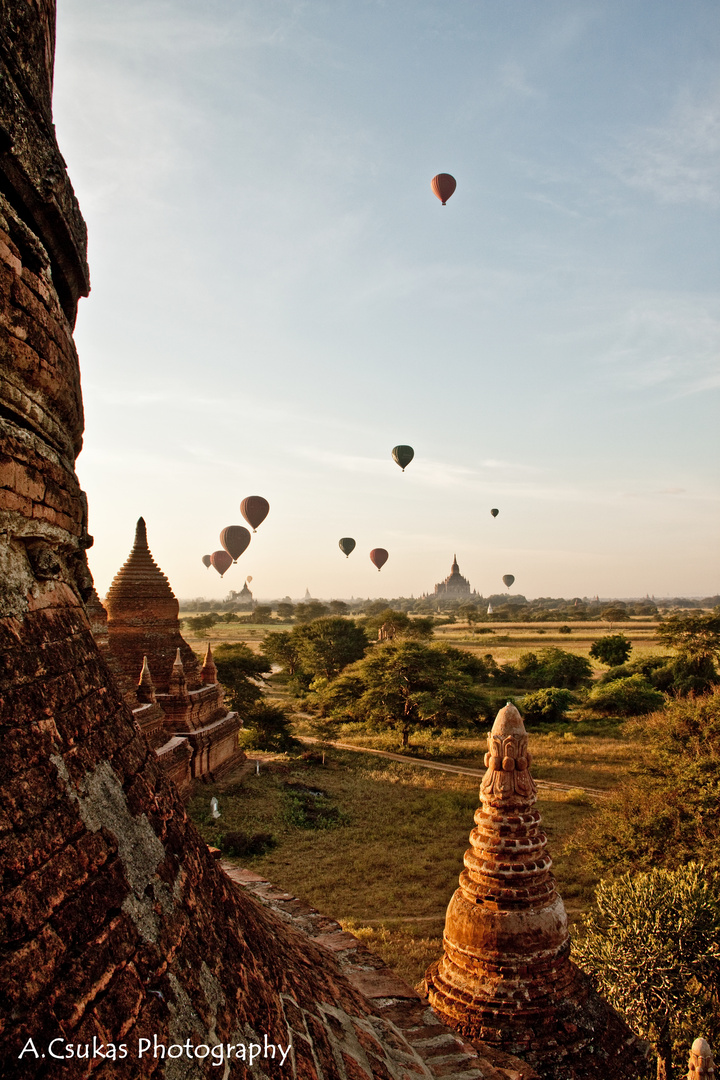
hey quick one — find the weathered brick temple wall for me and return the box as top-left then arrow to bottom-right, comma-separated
0,5 -> 532,1079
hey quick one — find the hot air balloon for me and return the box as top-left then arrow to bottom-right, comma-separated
502,574 -> 515,590
220,525 -> 251,563
246,575 -> 253,583
490,509 -> 499,518
211,550 -> 233,578
201,554 -> 212,568
431,173 -> 456,206
240,496 -> 269,532
370,548 -> 388,572
392,445 -> 414,472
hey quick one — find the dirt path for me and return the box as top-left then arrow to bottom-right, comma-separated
296,735 -> 611,801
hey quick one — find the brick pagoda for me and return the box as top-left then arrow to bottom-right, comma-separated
425,702 -> 648,1079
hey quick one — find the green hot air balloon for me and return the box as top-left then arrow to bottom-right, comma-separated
339,538 -> 356,558
502,574 -> 515,590
392,445 -> 414,472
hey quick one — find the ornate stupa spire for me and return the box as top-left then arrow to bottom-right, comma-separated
688,1039 -> 716,1079
168,647 -> 189,699
136,655 -> 156,704
425,702 -> 648,1076
104,518 -> 200,692
200,642 -> 218,685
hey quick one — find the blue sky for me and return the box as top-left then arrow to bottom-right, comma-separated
53,0 -> 719,601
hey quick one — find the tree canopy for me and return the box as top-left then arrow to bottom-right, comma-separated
589,633 -> 632,667
316,640 -> 489,747
213,643 -> 272,712
573,864 -> 720,1080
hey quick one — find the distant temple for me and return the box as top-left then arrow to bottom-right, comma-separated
90,518 -> 244,797
434,554 -> 474,598
227,582 -> 253,608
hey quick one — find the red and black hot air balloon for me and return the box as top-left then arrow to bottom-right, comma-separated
490,509 -> 499,518
201,554 -> 212,568
370,548 -> 388,572
240,496 -> 269,533
210,550 -> 233,578
431,173 -> 456,206
220,525 -> 251,563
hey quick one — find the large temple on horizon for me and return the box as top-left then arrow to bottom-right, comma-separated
433,554 -> 475,598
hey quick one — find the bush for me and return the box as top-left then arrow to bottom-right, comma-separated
557,625 -> 572,634
242,703 -> 298,751
504,647 -> 592,690
598,655 -> 674,689
588,674 -> 665,717
589,633 -> 632,667
220,830 -> 276,857
282,782 -> 348,829
520,687 -> 575,723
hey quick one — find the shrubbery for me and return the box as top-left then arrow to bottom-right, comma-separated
503,647 -> 592,690
241,703 -> 298,751
220,830 -> 276,857
589,633 -> 632,667
520,687 -> 575,723
587,674 -> 665,717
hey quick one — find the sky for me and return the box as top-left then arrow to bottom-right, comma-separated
52,0 -> 719,602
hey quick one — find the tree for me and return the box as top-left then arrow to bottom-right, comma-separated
601,605 -> 630,624
328,600 -> 348,615
291,617 -> 368,680
242,702 -> 297,751
252,605 -> 273,623
573,864 -> 720,1080
362,608 -> 434,641
520,687 -> 574,723
317,640 -> 488,747
567,689 -> 720,878
589,633 -> 632,667
505,647 -> 592,689
657,612 -> 720,695
213,643 -> 272,712
276,601 -> 295,621
588,674 -> 665,717
262,631 -> 300,676
294,600 -> 329,623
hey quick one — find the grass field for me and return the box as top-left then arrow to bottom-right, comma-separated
188,728 -> 631,986
182,614 -> 658,985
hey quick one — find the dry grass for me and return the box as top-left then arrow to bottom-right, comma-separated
189,737 -> 620,986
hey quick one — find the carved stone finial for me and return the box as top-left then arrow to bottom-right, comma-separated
480,701 -> 537,803
168,647 -> 188,697
136,655 -> 156,704
689,1038 -> 716,1079
200,643 -> 217,685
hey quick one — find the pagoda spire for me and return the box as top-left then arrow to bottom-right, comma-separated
200,643 -> 218,685
425,702 -> 646,1073
168,647 -> 188,698
136,655 -> 156,704
688,1038 -> 715,1079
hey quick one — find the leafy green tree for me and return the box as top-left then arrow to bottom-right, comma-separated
567,689 -> 720,878
573,864 -> 720,1080
657,612 -> 720,695
317,641 -> 488,747
292,617 -> 368,680
362,608 -> 434,641
213,643 -> 272,712
275,601 -> 295,621
262,631 -> 300,676
294,600 -> 329,623
505,647 -> 592,690
183,612 -> 221,631
520,687 -> 574,723
252,605 -> 273,623
328,600 -> 349,615
601,605 -> 630,624
242,702 -> 297,751
588,675 -> 665,717
589,634 -> 632,667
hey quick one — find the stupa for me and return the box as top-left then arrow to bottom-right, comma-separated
425,702 -> 649,1079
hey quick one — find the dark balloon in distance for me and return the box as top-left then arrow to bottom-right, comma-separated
431,173 -> 456,206
220,525 -> 251,562
490,509 -> 499,518
392,445 -> 414,472
502,574 -> 515,589
339,537 -> 356,558
370,548 -> 389,571
240,496 -> 269,532
201,554 -> 212,568
211,550 -> 233,578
